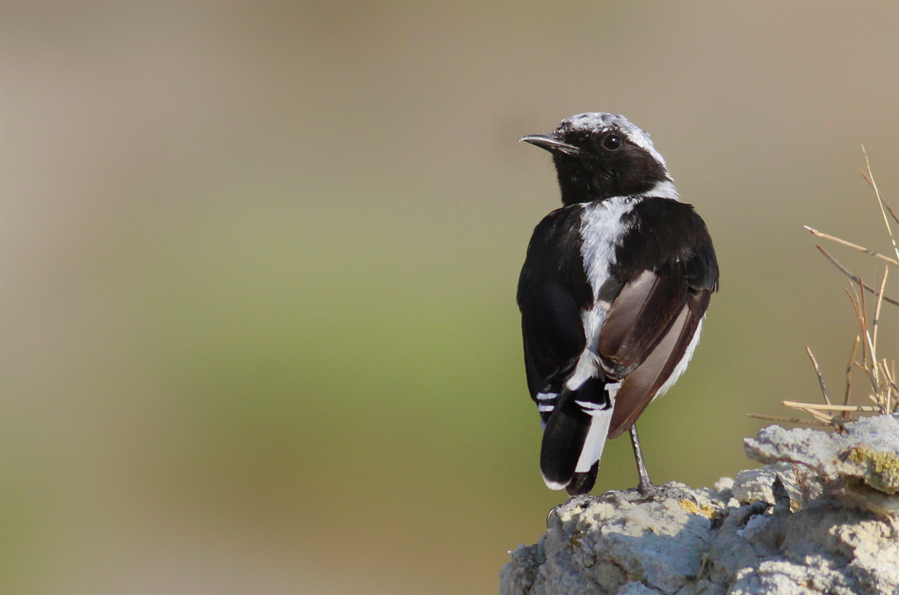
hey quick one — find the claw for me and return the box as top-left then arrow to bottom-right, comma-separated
546,494 -> 602,528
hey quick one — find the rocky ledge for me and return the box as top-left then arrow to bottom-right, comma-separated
500,414 -> 899,595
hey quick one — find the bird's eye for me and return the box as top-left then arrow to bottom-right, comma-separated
602,134 -> 622,151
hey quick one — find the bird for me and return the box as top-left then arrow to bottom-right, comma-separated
517,112 -> 718,497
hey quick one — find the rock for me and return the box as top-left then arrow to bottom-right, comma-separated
745,413 -> 899,516
500,415 -> 899,595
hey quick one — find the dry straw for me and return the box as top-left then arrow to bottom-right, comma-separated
750,148 -> 898,430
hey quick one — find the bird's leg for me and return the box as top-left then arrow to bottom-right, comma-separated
629,424 -> 655,495
629,423 -> 697,503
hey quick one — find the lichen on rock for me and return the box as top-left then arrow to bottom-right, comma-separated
745,413 -> 899,516
500,415 -> 899,595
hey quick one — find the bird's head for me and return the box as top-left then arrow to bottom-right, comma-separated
521,113 -> 676,206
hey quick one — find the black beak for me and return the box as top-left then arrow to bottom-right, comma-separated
519,134 -> 582,157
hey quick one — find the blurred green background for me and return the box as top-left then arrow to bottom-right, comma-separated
2,2 -> 897,594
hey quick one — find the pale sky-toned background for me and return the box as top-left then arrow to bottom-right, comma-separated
2,2 -> 897,594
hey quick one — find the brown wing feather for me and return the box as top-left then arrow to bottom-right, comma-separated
606,289 -> 711,438
598,267 -> 687,378
598,269 -> 686,377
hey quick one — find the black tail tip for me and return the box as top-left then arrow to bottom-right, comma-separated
565,463 -> 599,496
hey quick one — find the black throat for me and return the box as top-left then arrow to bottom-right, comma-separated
552,149 -> 670,206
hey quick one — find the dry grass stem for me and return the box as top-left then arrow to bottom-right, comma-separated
780,401 -> 879,412
860,167 -> 899,225
852,361 -> 879,400
871,268 -> 888,355
810,410 -> 836,423
816,244 -> 898,306
805,346 -> 831,405
846,285 -> 867,364
750,152 -> 897,429
881,361 -> 895,414
843,336 -> 859,407
862,145 -> 899,263
858,275 -> 870,357
804,226 -> 899,267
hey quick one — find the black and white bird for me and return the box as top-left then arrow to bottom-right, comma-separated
517,113 -> 718,496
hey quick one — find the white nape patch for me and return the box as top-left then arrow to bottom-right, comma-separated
654,318 -> 704,401
579,196 -> 638,348
565,349 -> 601,391
562,112 -> 668,169
575,406 -> 614,473
536,392 -> 556,401
537,404 -> 555,413
647,179 -> 680,202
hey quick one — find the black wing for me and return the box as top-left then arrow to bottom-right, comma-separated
516,205 -> 593,408
518,205 -> 610,493
598,198 -> 719,438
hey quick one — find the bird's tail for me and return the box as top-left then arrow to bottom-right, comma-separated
540,376 -> 613,496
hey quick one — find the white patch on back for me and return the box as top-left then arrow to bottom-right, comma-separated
579,196 -> 639,353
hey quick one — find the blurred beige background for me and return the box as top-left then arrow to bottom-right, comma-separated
2,2 -> 897,594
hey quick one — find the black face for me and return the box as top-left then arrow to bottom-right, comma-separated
524,121 -> 671,206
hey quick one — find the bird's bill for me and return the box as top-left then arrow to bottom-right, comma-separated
519,134 -> 582,157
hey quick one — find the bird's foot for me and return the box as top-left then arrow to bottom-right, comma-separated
544,482 -> 701,527
632,480 -> 698,504
546,494 -> 602,527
